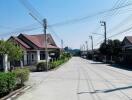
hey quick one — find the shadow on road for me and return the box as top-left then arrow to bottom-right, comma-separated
77,85 -> 132,95
90,61 -> 132,71
108,64 -> 132,71
104,85 -> 132,93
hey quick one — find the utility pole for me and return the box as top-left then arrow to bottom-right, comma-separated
43,19 -> 48,71
85,41 -> 88,52
61,39 -> 64,52
89,35 -> 94,60
83,44 -> 85,51
100,21 -> 107,44
89,36 -> 93,51
100,21 -> 107,62
29,13 -> 49,71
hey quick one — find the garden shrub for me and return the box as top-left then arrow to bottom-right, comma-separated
49,62 -> 56,69
36,62 -> 47,71
36,62 -> 49,71
49,58 -> 69,69
6,72 -> 16,91
0,72 -> 16,97
13,68 -> 30,86
60,53 -> 71,60
0,68 -> 30,98
36,53 -> 71,71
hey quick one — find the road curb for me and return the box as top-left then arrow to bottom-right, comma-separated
0,86 -> 31,100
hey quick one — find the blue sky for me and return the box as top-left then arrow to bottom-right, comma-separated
0,0 -> 132,49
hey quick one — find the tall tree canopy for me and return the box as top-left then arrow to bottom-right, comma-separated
0,40 -> 23,61
99,39 -> 121,56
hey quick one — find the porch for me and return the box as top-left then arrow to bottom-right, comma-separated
23,49 -> 60,66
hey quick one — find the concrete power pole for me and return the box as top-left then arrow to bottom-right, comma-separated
61,40 -> 64,52
100,21 -> 107,44
29,13 -> 49,71
43,19 -> 48,71
83,44 -> 85,51
100,21 -> 107,62
85,41 -> 88,52
89,36 -> 93,51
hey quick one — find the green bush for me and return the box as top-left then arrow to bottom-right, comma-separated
50,61 -> 58,69
36,53 -> 71,71
13,68 -> 30,86
6,72 -> 16,91
36,62 -> 47,71
0,68 -> 30,98
49,58 -> 68,69
60,53 -> 71,60
0,72 -> 16,97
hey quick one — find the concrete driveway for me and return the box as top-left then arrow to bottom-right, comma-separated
16,57 -> 132,100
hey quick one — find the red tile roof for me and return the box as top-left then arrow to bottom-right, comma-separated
21,34 -> 59,49
9,34 -> 59,49
11,36 -> 31,49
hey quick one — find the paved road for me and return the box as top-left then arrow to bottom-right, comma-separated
16,57 -> 132,100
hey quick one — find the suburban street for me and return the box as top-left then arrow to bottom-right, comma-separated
16,57 -> 132,100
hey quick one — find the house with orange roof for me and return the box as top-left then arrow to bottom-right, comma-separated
8,33 -> 60,67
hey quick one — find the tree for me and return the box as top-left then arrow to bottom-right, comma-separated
99,39 -> 121,61
112,39 -> 121,56
99,42 -> 107,55
0,40 -> 23,62
107,40 -> 114,56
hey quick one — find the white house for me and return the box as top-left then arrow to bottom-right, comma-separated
0,33 -> 60,71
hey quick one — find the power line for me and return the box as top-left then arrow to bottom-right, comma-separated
1,0 -> 131,44
49,3 -> 132,27
103,0 -> 126,21
48,26 -> 64,48
5,1 -> 131,36
93,0 -> 130,48
48,26 -> 62,41
0,26 -> 42,37
108,13 -> 132,33
19,0 -> 63,42
0,23 -> 41,36
0,25 -> 12,29
93,0 -> 128,42
19,0 -> 43,21
97,0 -> 125,24
108,26 -> 132,38
108,0 -> 127,18
94,25 -> 132,47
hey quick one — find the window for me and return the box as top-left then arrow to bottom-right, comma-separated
40,51 -> 45,60
31,54 -> 34,61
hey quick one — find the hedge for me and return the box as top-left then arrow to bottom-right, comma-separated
0,68 -> 30,98
50,59 -> 66,69
36,53 -> 71,71
13,68 -> 30,86
36,62 -> 47,71
0,72 -> 16,97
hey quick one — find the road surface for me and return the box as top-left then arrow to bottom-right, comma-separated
16,57 -> 132,100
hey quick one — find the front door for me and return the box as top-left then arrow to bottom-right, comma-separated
27,52 -> 37,65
